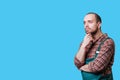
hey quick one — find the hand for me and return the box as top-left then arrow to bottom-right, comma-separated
80,64 -> 91,72
81,33 -> 93,48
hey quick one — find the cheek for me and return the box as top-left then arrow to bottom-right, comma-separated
89,24 -> 97,30
89,24 -> 95,29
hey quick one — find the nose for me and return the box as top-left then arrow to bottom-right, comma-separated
84,22 -> 88,29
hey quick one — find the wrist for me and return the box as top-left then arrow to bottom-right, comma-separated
81,44 -> 86,49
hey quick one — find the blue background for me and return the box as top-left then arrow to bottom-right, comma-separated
0,0 -> 120,80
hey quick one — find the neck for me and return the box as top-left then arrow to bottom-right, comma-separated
92,30 -> 103,41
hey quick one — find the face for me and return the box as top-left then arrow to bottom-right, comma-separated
83,14 -> 101,35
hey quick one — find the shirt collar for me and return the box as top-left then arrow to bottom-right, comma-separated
93,33 -> 108,43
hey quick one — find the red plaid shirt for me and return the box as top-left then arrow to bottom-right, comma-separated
74,34 -> 115,75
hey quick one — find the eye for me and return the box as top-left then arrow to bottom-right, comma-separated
88,20 -> 93,23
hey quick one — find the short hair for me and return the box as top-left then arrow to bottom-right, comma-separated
86,12 -> 102,23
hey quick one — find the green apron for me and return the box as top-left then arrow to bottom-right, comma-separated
81,37 -> 113,80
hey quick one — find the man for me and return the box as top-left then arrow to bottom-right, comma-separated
74,12 -> 115,80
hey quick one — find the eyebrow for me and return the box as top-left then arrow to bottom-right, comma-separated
83,20 -> 93,23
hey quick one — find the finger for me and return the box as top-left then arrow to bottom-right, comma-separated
87,33 -> 92,37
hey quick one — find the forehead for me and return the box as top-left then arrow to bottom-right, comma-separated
84,14 -> 96,21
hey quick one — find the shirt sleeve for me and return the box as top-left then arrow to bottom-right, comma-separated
74,42 -> 93,69
74,56 -> 84,69
88,39 -> 115,73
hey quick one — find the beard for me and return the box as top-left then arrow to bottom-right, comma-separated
85,27 -> 98,35
91,27 -> 98,35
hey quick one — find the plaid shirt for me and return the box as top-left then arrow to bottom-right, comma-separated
74,34 -> 115,75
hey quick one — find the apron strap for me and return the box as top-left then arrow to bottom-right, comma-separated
94,37 -> 111,58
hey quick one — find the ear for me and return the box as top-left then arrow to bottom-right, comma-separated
97,22 -> 101,29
